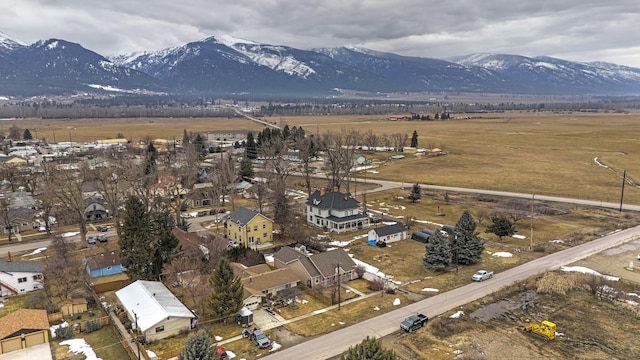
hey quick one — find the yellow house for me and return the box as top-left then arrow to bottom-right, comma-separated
0,309 -> 50,355
224,207 -> 273,247
0,155 -> 28,167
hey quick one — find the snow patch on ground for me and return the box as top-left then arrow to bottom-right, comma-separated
269,342 -> 282,352
550,239 -> 565,243
373,306 -> 380,311
60,338 -> 101,360
422,288 -> 439,292
147,350 -> 157,359
449,310 -> 464,318
264,255 -> 274,264
50,322 -> 69,337
393,298 -> 401,305
313,309 -> 327,314
560,266 -> 619,281
23,247 -> 47,256
512,234 -> 526,239
61,232 -> 80,238
492,252 -> 513,257
214,335 -> 223,341
350,257 -> 390,280
226,350 -> 237,358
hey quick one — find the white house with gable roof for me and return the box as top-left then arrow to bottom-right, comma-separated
115,280 -> 196,342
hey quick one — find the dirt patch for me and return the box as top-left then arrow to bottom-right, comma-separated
268,327 -> 308,348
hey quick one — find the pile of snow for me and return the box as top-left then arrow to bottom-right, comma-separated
373,306 -> 380,311
351,257 -> 389,280
50,322 -> 69,338
60,338 -> 101,360
422,288 -> 439,292
550,239 -> 565,243
449,310 -> 464,319
61,232 -> 80,238
214,335 -> 223,341
512,234 -> 526,239
23,247 -> 47,256
226,350 -> 237,358
560,266 -> 619,281
492,252 -> 513,258
147,349 -> 158,359
393,298 -> 401,306
329,239 -> 354,247
264,255 -> 274,264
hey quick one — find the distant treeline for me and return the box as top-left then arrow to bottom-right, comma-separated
0,94 -> 639,119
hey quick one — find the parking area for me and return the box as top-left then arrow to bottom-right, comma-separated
251,308 -> 287,331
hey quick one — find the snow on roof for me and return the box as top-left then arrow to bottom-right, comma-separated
115,280 -> 194,332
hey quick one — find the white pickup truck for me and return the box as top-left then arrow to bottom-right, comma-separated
472,270 -> 493,281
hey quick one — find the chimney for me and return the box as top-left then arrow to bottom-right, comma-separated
7,251 -> 11,262
333,185 -> 339,193
320,188 -> 325,196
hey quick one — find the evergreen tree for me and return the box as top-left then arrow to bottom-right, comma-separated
408,183 -> 422,203
23,129 -> 33,140
119,195 -> 154,280
239,157 -> 254,180
246,132 -> 258,160
485,213 -> 516,240
150,207 -> 179,279
193,133 -> 207,159
410,130 -> 418,148
178,331 -> 218,360
144,141 -> 157,175
208,259 -> 244,323
341,336 -> 396,360
423,231 -> 451,272
453,210 -> 485,264
434,112 -> 440,120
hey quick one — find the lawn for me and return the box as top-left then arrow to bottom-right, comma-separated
52,325 -> 129,360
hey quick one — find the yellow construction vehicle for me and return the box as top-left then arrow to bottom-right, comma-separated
524,320 -> 556,340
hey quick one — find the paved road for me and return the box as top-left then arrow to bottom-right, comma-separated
263,225 -> 640,360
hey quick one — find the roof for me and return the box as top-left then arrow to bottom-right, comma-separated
231,263 -> 299,294
0,309 -> 49,340
226,206 -> 261,226
115,280 -> 195,332
84,251 -> 122,271
308,249 -> 357,278
306,190 -> 360,210
273,247 -> 320,278
372,223 -> 407,237
0,259 -> 44,273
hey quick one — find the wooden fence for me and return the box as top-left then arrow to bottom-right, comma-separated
48,312 -> 63,322
92,278 -> 131,293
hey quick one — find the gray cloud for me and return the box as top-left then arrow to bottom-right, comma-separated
1,0 -> 639,67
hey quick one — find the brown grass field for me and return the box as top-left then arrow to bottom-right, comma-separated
14,111 -> 640,204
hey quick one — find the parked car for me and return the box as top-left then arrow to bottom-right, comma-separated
97,234 -> 108,242
96,225 -> 108,232
400,313 -> 429,332
87,236 -> 96,245
228,241 -> 241,248
243,328 -> 270,348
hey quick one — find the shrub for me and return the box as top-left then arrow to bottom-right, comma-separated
84,319 -> 103,333
536,272 -> 582,295
55,325 -> 74,339
368,277 -> 385,291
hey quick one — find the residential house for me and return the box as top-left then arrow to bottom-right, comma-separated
150,175 -> 186,200
115,280 -> 196,342
0,309 -> 50,355
230,263 -> 299,310
0,255 -> 43,297
83,251 -> 126,278
306,188 -> 369,233
0,207 -> 36,236
57,298 -> 88,316
273,247 -> 357,288
0,155 -> 28,167
187,182 -> 215,208
171,227 -> 227,259
84,196 -> 108,222
368,223 -> 408,244
223,207 -> 273,247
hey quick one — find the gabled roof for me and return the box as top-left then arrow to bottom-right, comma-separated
0,309 -> 49,340
306,190 -> 360,210
231,263 -> 299,295
273,247 -> 320,278
372,223 -> 407,237
308,249 -> 357,278
0,259 -> 43,273
115,280 -> 194,333
226,206 -> 266,226
84,251 -> 122,271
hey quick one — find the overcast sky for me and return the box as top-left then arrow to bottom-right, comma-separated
2,0 -> 639,67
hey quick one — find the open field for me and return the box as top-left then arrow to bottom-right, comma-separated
14,112 -> 640,204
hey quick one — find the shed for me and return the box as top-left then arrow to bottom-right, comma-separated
236,307 -> 253,327
58,298 -> 88,316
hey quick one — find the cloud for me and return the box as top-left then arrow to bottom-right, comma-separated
1,0 -> 639,67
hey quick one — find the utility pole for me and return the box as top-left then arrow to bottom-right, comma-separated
620,170 -> 626,212
530,194 -> 535,250
133,311 -> 140,359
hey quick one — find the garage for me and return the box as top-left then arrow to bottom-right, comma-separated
0,338 -> 21,354
25,331 -> 46,347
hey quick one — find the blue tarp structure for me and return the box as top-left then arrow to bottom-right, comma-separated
367,239 -> 377,246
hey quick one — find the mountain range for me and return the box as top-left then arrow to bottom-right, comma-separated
2,32 -> 640,98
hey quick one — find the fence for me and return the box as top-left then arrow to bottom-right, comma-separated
79,316 -> 111,332
48,312 -> 63,322
92,278 -> 131,293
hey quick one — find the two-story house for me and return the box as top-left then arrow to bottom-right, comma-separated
223,207 -> 273,247
306,188 -> 369,233
0,255 -> 44,297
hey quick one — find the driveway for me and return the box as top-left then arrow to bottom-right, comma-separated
0,343 -> 52,360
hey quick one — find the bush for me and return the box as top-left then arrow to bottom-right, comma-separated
368,277 -> 385,291
428,317 -> 473,338
536,272 -> 582,295
55,325 -> 74,339
84,319 -> 103,333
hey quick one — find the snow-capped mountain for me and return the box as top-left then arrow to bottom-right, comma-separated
0,38 -> 166,96
449,53 -> 640,94
2,30 -> 640,97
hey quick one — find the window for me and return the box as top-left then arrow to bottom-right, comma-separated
262,224 -> 266,229
18,277 -> 27,283
262,289 -> 269,294
254,225 -> 258,231
263,233 -> 267,238
33,274 -> 43,280
247,227 -> 250,233
155,326 -> 165,333
106,266 -> 112,271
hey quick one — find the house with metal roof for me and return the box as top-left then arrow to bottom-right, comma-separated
115,280 -> 196,342
0,256 -> 43,297
273,247 -> 357,288
223,206 -> 273,247
368,223 -> 408,244
306,188 -> 369,233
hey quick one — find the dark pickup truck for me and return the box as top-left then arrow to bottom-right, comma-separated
400,313 -> 429,332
